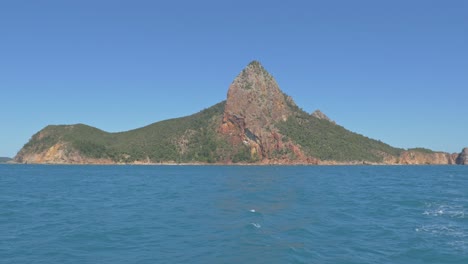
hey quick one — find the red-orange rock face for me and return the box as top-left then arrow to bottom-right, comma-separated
219,61 -> 312,163
398,150 -> 457,165
223,61 -> 292,129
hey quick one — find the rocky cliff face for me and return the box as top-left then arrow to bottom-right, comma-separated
219,61 -> 316,163
14,129 -> 114,164
15,142 -> 113,164
397,150 -> 457,165
456,148 -> 468,165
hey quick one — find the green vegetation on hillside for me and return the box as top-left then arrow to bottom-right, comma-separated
0,157 -> 12,163
20,102 -> 245,163
15,60 -> 444,165
19,101 -> 263,164
407,148 -> 435,154
277,105 -> 403,162
18,99 -> 407,164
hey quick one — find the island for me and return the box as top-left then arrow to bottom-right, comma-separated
14,61 -> 467,165
0,157 -> 12,163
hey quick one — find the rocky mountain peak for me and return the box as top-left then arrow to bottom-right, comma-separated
229,61 -> 275,91
224,61 -> 295,126
219,61 -> 309,162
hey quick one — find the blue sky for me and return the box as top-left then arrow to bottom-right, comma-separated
1,0 -> 467,157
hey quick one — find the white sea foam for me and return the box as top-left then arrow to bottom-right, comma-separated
417,224 -> 468,252
448,240 -> 468,251
250,223 -> 261,228
416,224 -> 467,238
423,203 -> 466,218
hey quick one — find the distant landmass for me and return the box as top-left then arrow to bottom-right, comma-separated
0,157 -> 12,163
14,61 -> 467,165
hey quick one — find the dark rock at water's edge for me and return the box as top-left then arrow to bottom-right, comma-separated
0,157 -> 12,163
456,148 -> 468,165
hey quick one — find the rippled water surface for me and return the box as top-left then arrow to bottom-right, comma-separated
1,165 -> 467,263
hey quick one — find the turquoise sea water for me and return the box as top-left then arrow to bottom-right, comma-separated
0,165 -> 467,263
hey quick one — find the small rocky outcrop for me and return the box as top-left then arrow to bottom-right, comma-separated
456,148 -> 468,165
311,110 -> 335,124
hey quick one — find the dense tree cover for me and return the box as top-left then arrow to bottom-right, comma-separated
20,102 -> 244,163
276,105 -> 403,162
407,148 -> 435,154
21,101 -> 264,163
20,99 -> 408,164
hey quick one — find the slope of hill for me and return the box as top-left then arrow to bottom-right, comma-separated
0,157 -> 12,163
276,108 -> 403,163
15,102 -> 234,164
14,61 -> 465,165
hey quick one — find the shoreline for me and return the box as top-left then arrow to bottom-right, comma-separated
3,161 -> 463,166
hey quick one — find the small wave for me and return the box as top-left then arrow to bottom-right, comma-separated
250,223 -> 261,229
448,240 -> 468,252
423,203 -> 466,218
415,224 -> 467,238
415,224 -> 468,251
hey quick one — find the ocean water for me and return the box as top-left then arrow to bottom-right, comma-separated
0,165 -> 467,264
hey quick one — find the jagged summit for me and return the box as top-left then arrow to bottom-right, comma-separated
224,61 -> 295,123
248,60 -> 261,66
243,60 -> 273,78
247,60 -> 262,67
230,61 -> 276,91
